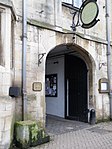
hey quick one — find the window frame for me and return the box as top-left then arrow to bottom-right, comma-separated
0,8 -> 5,66
10,15 -> 14,69
62,0 -> 84,9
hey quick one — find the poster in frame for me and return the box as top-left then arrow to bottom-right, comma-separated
45,74 -> 57,97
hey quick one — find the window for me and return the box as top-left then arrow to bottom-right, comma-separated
0,9 -> 4,66
10,16 -> 14,68
0,12 -> 2,64
62,0 -> 72,5
73,0 -> 82,8
62,0 -> 83,8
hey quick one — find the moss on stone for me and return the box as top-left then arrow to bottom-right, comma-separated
37,120 -> 43,128
96,117 -> 110,124
15,122 -> 30,148
15,120 -> 36,126
14,120 -> 50,148
30,124 -> 38,142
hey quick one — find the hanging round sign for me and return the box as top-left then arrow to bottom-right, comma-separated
80,0 -> 99,29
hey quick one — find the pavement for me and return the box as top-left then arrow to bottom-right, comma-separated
30,115 -> 112,149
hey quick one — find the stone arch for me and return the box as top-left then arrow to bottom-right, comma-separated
45,42 -> 96,122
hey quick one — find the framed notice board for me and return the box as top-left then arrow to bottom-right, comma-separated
45,74 -> 57,97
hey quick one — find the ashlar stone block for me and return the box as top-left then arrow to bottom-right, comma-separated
15,120 -> 50,149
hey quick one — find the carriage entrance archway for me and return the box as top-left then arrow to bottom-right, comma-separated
45,44 -> 94,123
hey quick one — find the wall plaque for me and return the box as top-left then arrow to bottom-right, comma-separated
32,82 -> 42,91
99,78 -> 109,93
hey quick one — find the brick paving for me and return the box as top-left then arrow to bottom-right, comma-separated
31,115 -> 112,149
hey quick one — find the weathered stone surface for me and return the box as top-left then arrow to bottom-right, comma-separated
0,98 -> 15,149
15,120 -> 50,148
0,0 -> 112,148
15,121 -> 30,148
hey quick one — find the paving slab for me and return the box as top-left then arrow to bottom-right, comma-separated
30,116 -> 112,149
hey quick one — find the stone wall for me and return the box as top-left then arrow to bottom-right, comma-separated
0,98 -> 15,149
0,0 -> 112,148
0,4 -> 16,148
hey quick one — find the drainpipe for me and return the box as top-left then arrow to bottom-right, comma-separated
22,0 -> 27,121
105,0 -> 112,119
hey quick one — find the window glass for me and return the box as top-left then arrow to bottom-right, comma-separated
62,0 -> 83,8
0,12 -> 2,64
62,0 -> 72,5
10,16 -> 14,68
73,0 -> 82,7
0,11 -> 4,66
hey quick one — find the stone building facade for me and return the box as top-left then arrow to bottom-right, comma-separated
0,0 -> 112,148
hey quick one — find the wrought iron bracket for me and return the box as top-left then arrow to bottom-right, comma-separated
38,53 -> 46,66
71,10 -> 80,31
